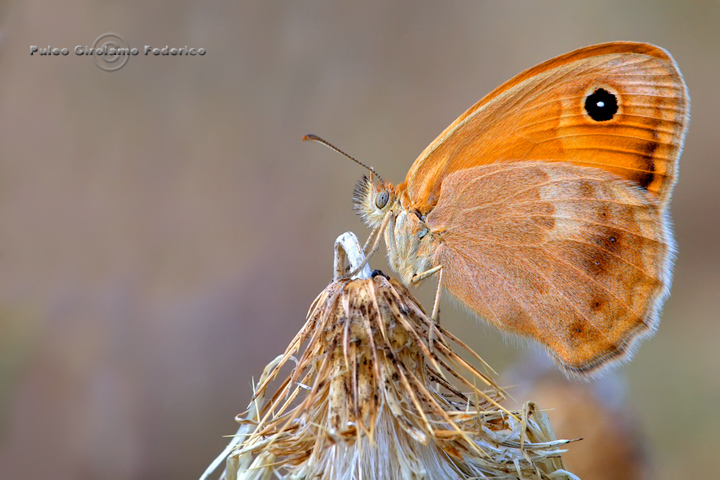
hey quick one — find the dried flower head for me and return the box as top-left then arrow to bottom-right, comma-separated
203,233 -> 576,480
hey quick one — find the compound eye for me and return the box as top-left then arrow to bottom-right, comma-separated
375,190 -> 389,209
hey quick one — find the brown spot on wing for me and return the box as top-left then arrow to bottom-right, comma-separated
594,228 -> 622,253
586,256 -> 606,276
567,320 -> 590,347
634,138 -> 658,190
578,179 -> 597,198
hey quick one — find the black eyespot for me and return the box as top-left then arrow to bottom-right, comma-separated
584,88 -> 618,122
375,190 -> 389,209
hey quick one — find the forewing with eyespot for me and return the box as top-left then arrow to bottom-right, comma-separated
402,42 -> 689,213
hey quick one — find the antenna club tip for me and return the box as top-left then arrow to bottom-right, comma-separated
302,134 -> 320,142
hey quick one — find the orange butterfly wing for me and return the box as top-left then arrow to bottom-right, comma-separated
399,42 -> 689,212
425,161 -> 672,376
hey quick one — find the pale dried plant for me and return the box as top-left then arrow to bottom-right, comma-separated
202,233 -> 577,480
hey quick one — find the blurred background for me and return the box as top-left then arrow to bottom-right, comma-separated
1,1 -> 718,479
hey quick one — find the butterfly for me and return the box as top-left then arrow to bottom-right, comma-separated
309,42 -> 689,378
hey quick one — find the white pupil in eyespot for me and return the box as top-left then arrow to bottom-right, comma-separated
597,101 -> 605,107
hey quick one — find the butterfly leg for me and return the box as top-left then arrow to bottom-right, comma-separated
411,265 -> 443,319
348,210 -> 393,279
412,265 -> 443,349
362,224 -> 379,253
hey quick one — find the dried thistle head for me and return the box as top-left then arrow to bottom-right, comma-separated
203,233 -> 576,480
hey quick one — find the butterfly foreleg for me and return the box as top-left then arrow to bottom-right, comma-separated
411,264 -> 444,349
411,264 -> 443,314
349,209 -> 393,279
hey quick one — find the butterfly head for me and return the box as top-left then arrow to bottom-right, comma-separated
353,175 -> 396,228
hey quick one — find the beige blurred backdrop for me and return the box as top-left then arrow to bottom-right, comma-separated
0,1 -> 718,479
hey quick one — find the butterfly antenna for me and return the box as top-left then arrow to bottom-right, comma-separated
303,134 -> 384,184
